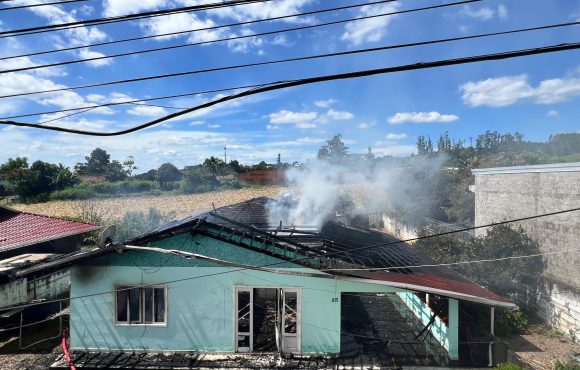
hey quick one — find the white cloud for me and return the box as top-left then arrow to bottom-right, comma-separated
269,110 -> 318,125
357,121 -> 376,129
388,112 -> 459,124
208,124 -> 221,128
463,5 -> 495,20
462,4 -> 507,21
341,2 -> 401,45
385,133 -> 408,140
497,4 -> 508,19
460,72 -> 580,107
13,0 -> 108,46
127,105 -> 168,117
103,0 -> 169,17
314,98 -> 336,108
547,110 -> 559,118
373,145 -> 416,157
326,109 -> 353,120
77,49 -> 112,67
205,0 -> 316,23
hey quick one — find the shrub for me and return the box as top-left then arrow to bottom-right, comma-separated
496,309 -> 528,336
114,208 -> 176,242
554,360 -> 580,370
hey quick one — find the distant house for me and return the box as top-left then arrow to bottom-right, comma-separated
0,206 -> 99,308
472,162 -> 580,339
69,198 -> 513,366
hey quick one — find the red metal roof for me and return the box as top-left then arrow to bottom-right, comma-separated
0,207 -> 100,252
345,270 -> 512,306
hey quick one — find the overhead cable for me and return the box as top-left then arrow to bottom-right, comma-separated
0,0 -> 454,61
1,205 -> 580,312
0,0 -> 272,38
3,18 -> 577,97
0,0 -> 88,11
9,0 -> 561,74
2,41 -> 579,135
0,83 -> 268,121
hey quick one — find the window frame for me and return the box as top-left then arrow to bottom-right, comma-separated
113,284 -> 168,327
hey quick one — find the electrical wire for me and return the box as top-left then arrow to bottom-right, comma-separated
0,0 -> 89,11
5,3 -> 574,75
0,83 -> 269,121
0,0 -> 405,61
321,248 -> 580,271
2,41 -> 579,136
0,0 -> 273,38
0,2 -> 484,87
1,205 -> 579,313
3,14 -> 579,121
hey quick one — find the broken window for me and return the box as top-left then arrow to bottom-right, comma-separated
115,285 -> 166,325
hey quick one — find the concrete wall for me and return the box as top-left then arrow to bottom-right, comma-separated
0,269 -> 70,308
473,164 -> 580,338
70,233 -> 409,353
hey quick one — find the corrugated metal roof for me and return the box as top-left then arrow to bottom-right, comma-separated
0,206 -> 100,252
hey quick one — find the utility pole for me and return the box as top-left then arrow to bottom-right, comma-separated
224,146 -> 227,163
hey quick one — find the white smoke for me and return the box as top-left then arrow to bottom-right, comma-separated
267,155 -> 448,229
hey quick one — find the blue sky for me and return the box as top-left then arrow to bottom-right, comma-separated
1,0 -> 579,171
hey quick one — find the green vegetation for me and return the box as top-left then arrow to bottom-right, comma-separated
114,208 -> 176,242
554,360 -> 580,370
415,224 -> 543,298
495,309 -> 529,336
493,363 -> 524,370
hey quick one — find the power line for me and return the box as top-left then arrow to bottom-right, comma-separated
7,1 -> 570,75
0,0 -> 89,11
2,16 -> 579,121
0,0 -> 459,62
2,41 -> 579,136
1,205 -> 580,313
3,16 -> 577,97
0,83 -> 269,121
322,248 -> 580,271
0,0 -> 272,38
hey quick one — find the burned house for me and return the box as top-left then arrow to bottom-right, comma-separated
67,197 -> 514,366
0,206 -> 100,308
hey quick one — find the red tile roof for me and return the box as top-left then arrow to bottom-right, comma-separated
0,207 -> 100,252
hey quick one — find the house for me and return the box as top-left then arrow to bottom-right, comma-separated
0,205 -> 100,308
68,197 -> 514,366
472,162 -> 580,339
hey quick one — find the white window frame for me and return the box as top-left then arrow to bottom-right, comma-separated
114,284 -> 168,327
234,286 -> 301,354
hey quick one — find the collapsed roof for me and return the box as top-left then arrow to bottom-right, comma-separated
130,197 -> 513,308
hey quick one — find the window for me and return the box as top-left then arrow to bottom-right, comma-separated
115,285 -> 166,325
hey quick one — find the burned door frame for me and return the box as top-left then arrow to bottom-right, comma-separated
234,286 -> 301,354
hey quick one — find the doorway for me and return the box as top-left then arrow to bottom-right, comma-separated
235,287 -> 300,353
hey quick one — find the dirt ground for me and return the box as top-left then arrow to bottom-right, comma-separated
12,185 -> 285,222
507,323 -> 580,369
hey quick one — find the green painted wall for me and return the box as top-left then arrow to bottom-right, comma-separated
71,233 -> 402,353
397,292 -> 459,360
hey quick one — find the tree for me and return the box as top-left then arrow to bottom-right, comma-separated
317,134 -> 349,163
415,225 -> 543,297
203,156 -> 226,176
105,160 -> 128,182
75,148 -> 111,176
276,153 -> 281,167
182,167 -> 219,194
0,159 -> 78,200
123,156 -> 137,177
0,157 -> 29,193
156,163 -> 183,184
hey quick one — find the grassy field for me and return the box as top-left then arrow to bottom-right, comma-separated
12,185 -> 285,222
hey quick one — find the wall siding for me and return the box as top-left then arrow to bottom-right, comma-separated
70,234 -> 407,353
474,170 -> 580,339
